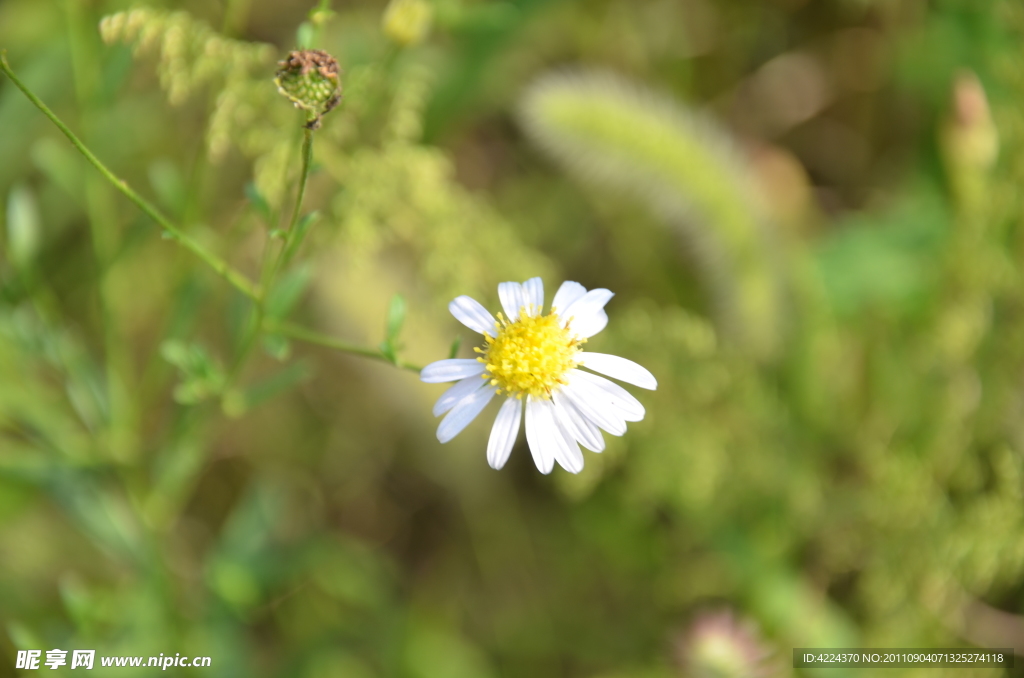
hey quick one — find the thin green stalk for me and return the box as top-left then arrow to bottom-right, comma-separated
0,51 -> 260,301
271,126 -> 314,281
225,286 -> 267,386
290,129 -> 314,233
63,0 -> 136,462
224,123 -> 312,388
266,320 -> 423,373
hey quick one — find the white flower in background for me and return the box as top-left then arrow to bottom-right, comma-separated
420,278 -> 656,474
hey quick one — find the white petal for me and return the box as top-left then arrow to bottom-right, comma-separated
544,403 -> 585,473
486,397 -> 522,470
421,359 -> 486,383
437,385 -> 496,443
522,277 -> 544,316
561,378 -> 627,436
449,296 -> 498,335
553,391 -> 605,452
569,310 -> 608,339
534,398 -> 584,473
551,281 -> 587,314
433,376 -> 488,416
524,396 -> 555,474
497,282 -> 525,322
571,369 -> 645,422
553,430 -> 584,473
579,353 -> 658,390
561,289 -> 614,339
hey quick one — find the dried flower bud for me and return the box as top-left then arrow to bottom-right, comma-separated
274,49 -> 342,130
382,0 -> 433,47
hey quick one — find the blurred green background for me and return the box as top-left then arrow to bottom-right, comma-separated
2,0 -> 1024,676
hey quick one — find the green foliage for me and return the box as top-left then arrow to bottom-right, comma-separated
160,339 -> 226,404
815,190 -> 949,318
4,1 -> 1024,677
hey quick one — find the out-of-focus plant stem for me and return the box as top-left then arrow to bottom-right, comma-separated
265,320 -> 423,372
0,51 -> 261,302
63,0 -> 136,463
226,123 -> 313,388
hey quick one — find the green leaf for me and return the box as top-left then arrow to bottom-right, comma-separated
403,624 -> 498,678
148,158 -> 186,216
379,294 -> 407,364
296,22 -> 314,49
282,210 -> 320,267
172,382 -> 205,405
815,191 -> 947,319
6,183 -> 41,269
266,264 -> 313,320
30,137 -> 85,205
296,210 -> 320,233
7,621 -> 44,654
160,339 -> 226,404
244,182 -> 272,222
380,340 -> 396,364
230,360 -> 312,416
448,335 -> 462,359
159,339 -> 192,370
262,334 -> 292,361
385,294 -> 407,344
52,474 -> 147,563
209,558 -> 260,609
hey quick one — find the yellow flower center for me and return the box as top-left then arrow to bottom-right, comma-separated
476,309 -> 584,399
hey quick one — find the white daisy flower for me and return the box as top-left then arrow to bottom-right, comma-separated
420,278 -> 657,474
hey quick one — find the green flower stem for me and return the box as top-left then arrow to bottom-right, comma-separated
0,51 -> 260,301
271,126 -> 314,282
225,122 -> 312,388
290,128 -> 314,232
265,320 -> 423,373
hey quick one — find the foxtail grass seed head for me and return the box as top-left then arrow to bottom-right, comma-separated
420,278 -> 657,475
382,0 -> 433,47
275,49 -> 342,130
518,70 -> 786,361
